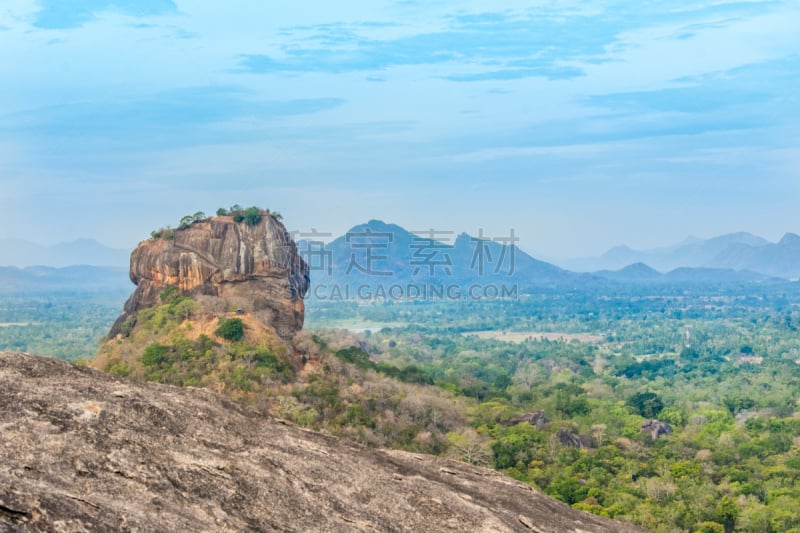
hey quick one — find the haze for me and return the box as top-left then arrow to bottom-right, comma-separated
1,1 -> 798,258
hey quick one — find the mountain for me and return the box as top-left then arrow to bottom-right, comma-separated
0,351 -> 646,533
0,238 -> 129,268
303,220 -> 587,300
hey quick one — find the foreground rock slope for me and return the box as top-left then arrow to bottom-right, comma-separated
0,352 -> 647,533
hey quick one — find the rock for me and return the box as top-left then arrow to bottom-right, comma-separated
640,419 -> 673,440
109,214 -> 309,340
0,352 -> 648,533
555,427 -> 592,449
507,410 -> 549,429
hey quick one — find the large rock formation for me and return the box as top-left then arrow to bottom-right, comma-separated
109,214 -> 309,340
0,352 -> 648,533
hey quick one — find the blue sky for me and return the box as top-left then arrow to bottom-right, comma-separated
1,0 -> 798,258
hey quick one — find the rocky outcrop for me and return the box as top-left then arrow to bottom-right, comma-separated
507,410 -> 549,429
109,214 -> 309,339
641,419 -> 673,440
555,428 -> 593,449
0,352 -> 648,533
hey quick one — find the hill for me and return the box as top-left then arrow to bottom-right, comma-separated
0,351 -> 646,533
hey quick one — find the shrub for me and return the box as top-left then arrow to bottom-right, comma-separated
216,317 -> 244,341
160,286 -> 181,304
142,343 -> 170,366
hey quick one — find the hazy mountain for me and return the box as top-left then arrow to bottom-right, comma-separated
708,233 -> 800,279
302,220 -> 585,299
0,265 -> 132,294
662,267 -> 772,284
592,262 -> 779,285
562,232 -> 800,278
299,221 -> 797,297
594,262 -> 663,283
0,238 -> 129,268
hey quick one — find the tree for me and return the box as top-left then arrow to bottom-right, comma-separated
627,392 -> 665,419
179,214 -> 195,229
715,496 -> 739,533
243,206 -> 262,226
179,211 -> 206,229
447,429 -> 491,466
216,207 -> 228,216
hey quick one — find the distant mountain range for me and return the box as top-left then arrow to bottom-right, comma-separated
300,221 -> 787,299
2,225 -> 797,297
0,238 -> 129,268
592,263 -> 775,284
563,232 -> 800,280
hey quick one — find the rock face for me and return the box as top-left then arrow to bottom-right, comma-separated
0,352 -> 648,533
109,214 -> 309,339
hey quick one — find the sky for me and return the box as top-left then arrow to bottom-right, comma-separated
1,0 -> 799,258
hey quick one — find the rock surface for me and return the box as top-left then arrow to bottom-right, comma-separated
109,215 -> 309,340
0,352 -> 648,533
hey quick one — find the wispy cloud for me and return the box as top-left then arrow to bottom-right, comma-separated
585,54 -> 799,117
236,10 -> 620,78
0,86 -> 346,148
32,0 -> 177,30
444,66 -> 584,82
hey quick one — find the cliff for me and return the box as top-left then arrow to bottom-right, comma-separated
0,352 -> 648,533
109,214 -> 309,340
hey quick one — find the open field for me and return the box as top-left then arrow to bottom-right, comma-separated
463,330 -> 605,344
